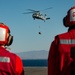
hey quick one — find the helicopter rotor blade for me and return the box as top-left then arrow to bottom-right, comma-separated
44,7 -> 53,10
27,9 -> 40,12
22,12 -> 34,14
40,7 -> 53,11
23,7 -> 52,14
27,9 -> 36,11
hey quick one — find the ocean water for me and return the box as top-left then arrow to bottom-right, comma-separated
22,59 -> 48,67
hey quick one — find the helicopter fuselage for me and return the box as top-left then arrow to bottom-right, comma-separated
32,12 -> 46,21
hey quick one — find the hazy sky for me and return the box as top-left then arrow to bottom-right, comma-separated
0,0 -> 75,53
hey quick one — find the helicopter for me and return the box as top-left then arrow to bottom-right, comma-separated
23,7 -> 52,22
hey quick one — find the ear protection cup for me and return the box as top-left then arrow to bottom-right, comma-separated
7,34 -> 13,46
63,15 -> 70,27
63,16 -> 68,27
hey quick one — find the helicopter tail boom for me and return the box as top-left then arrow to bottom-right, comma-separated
46,17 -> 50,20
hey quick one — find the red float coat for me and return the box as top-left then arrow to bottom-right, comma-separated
48,28 -> 75,75
0,46 -> 24,75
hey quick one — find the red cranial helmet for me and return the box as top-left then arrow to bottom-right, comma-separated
0,23 -> 13,46
63,6 -> 75,27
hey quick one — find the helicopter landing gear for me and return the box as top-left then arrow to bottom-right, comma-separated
33,18 -> 35,20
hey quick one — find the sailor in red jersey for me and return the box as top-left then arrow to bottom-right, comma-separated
48,6 -> 75,75
0,23 -> 24,75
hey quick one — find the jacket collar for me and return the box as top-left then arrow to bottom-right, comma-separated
68,26 -> 75,31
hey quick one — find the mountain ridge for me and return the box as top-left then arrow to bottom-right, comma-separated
16,50 -> 49,59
